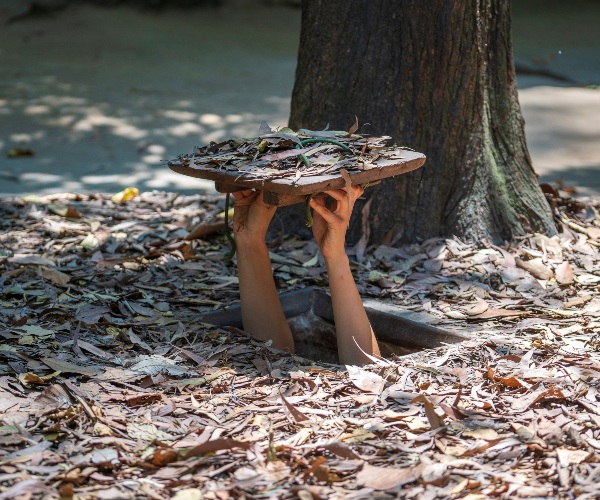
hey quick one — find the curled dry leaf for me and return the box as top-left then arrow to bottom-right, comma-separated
468,308 -> 526,320
8,254 -> 55,266
48,204 -> 81,219
564,294 -> 593,308
41,357 -> 97,376
38,266 -> 70,286
411,394 -> 445,429
356,463 -> 423,490
587,227 -> 600,240
320,441 -> 361,460
463,300 -> 489,316
555,260 -> 574,285
152,448 -> 179,467
348,115 -> 360,136
171,489 -> 203,500
493,245 -> 516,267
0,479 -> 47,499
515,257 -> 553,280
514,385 -> 566,410
184,438 -> 251,459
487,366 -> 525,388
556,448 -> 589,466
280,393 -> 311,423
346,365 -> 385,394
340,168 -> 353,214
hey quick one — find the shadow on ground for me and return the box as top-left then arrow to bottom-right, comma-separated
0,3 -> 298,197
0,0 -> 599,198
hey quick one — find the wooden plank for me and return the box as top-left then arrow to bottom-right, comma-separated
168,150 -> 426,196
262,191 -> 306,207
214,182 -> 246,193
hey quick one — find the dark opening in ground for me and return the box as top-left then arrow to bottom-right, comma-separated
198,288 -> 468,364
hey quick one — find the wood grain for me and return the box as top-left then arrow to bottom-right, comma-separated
169,150 -> 426,198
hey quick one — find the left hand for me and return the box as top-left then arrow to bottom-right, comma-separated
232,190 -> 276,243
309,185 -> 364,260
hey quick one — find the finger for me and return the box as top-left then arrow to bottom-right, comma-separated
311,195 -> 327,208
232,189 -> 255,201
321,189 -> 348,203
352,185 -> 365,197
321,190 -> 352,215
346,185 -> 363,209
311,195 -> 334,221
233,190 -> 260,205
310,198 -> 340,225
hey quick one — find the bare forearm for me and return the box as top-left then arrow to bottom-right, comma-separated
236,239 -> 294,352
325,254 -> 380,365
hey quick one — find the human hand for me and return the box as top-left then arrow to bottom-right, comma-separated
309,185 -> 364,260
232,190 -> 276,243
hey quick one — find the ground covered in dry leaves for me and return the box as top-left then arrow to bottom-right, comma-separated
1,189 -> 600,499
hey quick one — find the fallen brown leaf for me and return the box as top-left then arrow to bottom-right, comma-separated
356,463 -> 422,490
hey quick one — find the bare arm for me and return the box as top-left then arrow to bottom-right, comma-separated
310,187 -> 381,364
232,190 -> 294,353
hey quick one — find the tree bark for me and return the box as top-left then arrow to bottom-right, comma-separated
287,0 -> 556,245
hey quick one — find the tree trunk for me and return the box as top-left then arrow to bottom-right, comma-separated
286,0 -> 556,245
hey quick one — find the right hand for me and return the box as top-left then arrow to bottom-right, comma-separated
232,190 -> 276,242
310,185 -> 364,260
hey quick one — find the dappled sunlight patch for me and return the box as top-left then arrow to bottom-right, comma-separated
79,168 -> 215,192
145,170 -> 215,191
224,113 -> 244,124
1,81 -> 293,196
0,100 -> 11,116
144,144 -> 166,155
24,105 -> 51,115
160,109 -> 198,121
20,172 -> 64,183
199,112 -> 225,127
45,115 -> 77,127
54,180 -> 85,193
202,129 -> 228,144
80,171 -> 150,186
72,108 -> 148,140
9,131 -> 45,143
15,175 -> 85,195
38,95 -> 87,106
174,99 -> 194,108
141,154 -> 165,164
140,144 -> 167,165
168,122 -> 202,137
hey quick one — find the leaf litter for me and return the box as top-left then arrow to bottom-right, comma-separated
170,122 -> 411,184
0,186 -> 599,498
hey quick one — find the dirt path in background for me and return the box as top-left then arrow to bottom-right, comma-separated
0,3 -> 299,197
0,1 -> 598,198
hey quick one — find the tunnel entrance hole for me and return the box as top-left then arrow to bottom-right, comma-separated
198,288 -> 468,364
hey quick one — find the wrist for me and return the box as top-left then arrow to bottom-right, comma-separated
234,233 -> 268,249
323,251 -> 350,270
